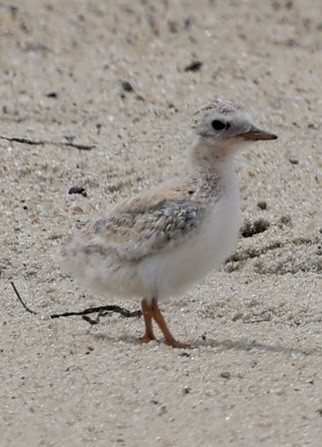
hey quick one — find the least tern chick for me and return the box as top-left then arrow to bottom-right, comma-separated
60,99 -> 277,348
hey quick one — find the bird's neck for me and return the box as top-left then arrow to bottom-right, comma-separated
187,140 -> 239,203
189,139 -> 236,179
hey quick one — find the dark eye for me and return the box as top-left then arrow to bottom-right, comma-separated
211,120 -> 226,130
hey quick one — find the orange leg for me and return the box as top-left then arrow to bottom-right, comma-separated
140,298 -> 156,343
140,298 -> 190,349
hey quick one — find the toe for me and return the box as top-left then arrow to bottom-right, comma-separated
139,334 -> 156,344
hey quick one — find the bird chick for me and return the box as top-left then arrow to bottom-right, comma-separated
60,99 -> 277,348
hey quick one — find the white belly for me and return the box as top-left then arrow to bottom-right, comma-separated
139,185 -> 241,299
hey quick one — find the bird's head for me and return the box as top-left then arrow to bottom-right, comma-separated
191,99 -> 277,163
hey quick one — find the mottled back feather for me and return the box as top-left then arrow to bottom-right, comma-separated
77,175 -> 222,261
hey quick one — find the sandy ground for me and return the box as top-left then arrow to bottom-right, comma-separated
1,0 -> 322,446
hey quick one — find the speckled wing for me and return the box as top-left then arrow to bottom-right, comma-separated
80,178 -> 206,261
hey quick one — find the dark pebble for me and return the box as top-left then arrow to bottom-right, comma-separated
220,371 -> 231,379
68,186 -> 87,197
179,352 -> 190,357
307,122 -> 317,129
184,17 -> 192,29
96,123 -> 102,135
121,80 -> 134,92
184,61 -> 202,72
289,158 -> 299,165
257,200 -> 267,210
46,92 -> 58,98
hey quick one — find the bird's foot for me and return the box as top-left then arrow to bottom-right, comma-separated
139,333 -> 156,344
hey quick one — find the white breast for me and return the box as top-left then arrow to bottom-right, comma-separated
139,178 -> 241,300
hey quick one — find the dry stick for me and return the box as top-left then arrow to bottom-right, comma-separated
0,135 -> 95,151
10,281 -> 38,314
50,305 -> 142,320
10,281 -> 141,320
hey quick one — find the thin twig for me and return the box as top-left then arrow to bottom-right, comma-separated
82,315 -> 101,325
10,280 -> 141,321
50,305 -> 142,320
81,310 -> 112,325
10,281 -> 38,314
0,135 -> 95,151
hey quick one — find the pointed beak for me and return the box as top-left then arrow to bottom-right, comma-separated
238,126 -> 278,141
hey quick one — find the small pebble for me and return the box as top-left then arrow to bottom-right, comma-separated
46,92 -> 58,98
184,61 -> 202,72
96,123 -> 102,135
307,122 -> 317,129
257,200 -> 267,210
220,371 -> 231,379
121,80 -> 134,92
68,186 -> 87,197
